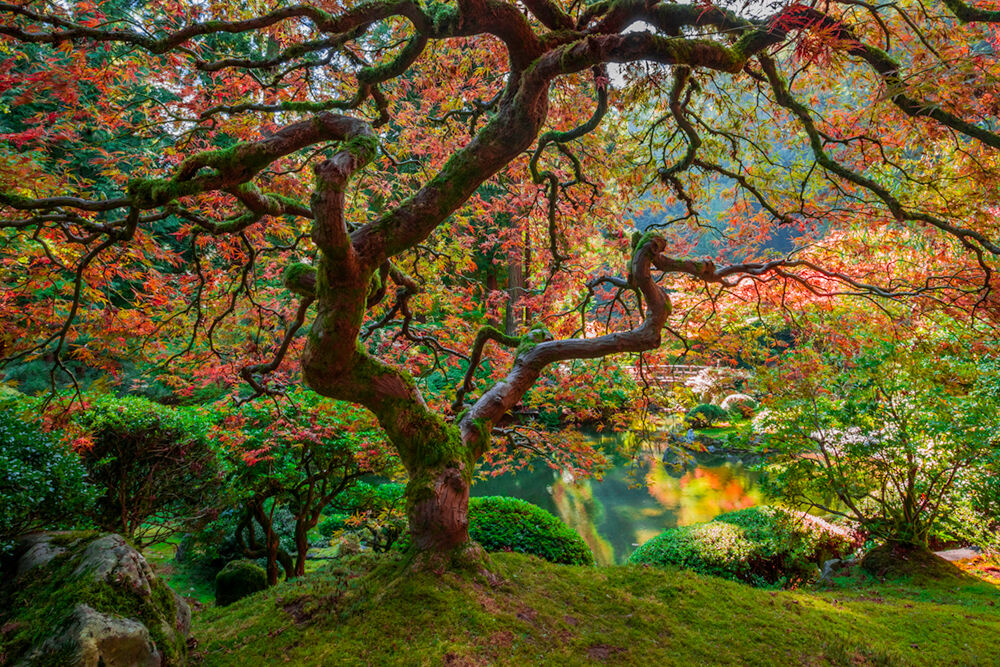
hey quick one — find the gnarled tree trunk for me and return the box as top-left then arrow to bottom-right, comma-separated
406,461 -> 473,552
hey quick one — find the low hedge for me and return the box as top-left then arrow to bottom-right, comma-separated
469,496 -> 593,566
628,506 -> 856,587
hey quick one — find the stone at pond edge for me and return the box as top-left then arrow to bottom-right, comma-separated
1,532 -> 190,666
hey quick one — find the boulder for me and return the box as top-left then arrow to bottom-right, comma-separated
20,604 -> 162,667
0,532 -> 189,666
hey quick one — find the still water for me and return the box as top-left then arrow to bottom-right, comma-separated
471,436 -> 764,566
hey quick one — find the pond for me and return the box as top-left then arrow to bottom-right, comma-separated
471,432 -> 765,566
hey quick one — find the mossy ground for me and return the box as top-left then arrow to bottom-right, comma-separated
191,552 -> 1000,666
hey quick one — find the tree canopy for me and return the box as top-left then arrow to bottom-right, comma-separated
2,0 -> 999,555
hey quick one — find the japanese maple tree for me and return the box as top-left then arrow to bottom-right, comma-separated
2,0 -> 1000,561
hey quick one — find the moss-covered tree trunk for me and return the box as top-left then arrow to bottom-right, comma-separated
405,458 -> 474,552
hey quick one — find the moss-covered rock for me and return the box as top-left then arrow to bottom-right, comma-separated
214,560 -> 267,607
0,532 -> 189,666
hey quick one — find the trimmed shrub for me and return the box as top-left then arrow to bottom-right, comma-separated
628,506 -> 857,587
215,559 -> 267,606
468,496 -> 594,566
0,409 -> 95,555
75,395 -> 222,544
685,403 -> 729,429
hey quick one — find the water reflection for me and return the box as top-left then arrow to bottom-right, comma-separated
472,437 -> 764,565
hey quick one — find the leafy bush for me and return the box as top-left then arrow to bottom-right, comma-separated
628,506 -> 857,587
180,504 -> 297,572
468,496 -> 594,565
0,409 -> 95,554
204,389 -> 398,580
318,513 -> 350,539
326,481 -> 406,552
215,559 -> 267,606
685,403 -> 729,429
75,395 -> 222,545
756,344 -> 1000,548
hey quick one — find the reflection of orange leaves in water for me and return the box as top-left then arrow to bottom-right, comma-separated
642,459 -> 764,527
675,465 -> 763,525
644,464 -> 681,508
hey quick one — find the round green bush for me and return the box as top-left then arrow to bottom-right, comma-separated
628,506 -> 856,587
685,403 -> 729,429
215,559 -> 267,606
469,496 -> 594,566
0,407 -> 95,555
75,395 -> 221,542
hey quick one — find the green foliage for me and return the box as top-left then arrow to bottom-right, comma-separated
198,389 -> 398,577
75,395 -> 222,545
468,496 -> 594,565
685,403 -> 729,429
215,559 -> 267,607
756,342 -> 1000,548
180,505 -> 297,572
317,513 -> 350,539
628,506 -> 856,587
0,409 -> 95,554
327,482 -> 406,552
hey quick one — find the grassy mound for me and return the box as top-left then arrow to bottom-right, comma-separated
860,544 -> 970,582
192,552 -> 1000,666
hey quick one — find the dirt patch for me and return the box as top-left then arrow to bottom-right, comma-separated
471,582 -> 500,614
587,643 -> 627,661
281,597 -> 316,626
516,607 -> 538,624
488,630 -> 514,648
563,615 -> 579,626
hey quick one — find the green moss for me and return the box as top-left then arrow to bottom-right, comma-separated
127,177 -> 201,206
266,192 -> 307,211
358,34 -> 424,84
283,262 -> 317,297
192,551 -> 1000,666
280,100 -> 333,112
515,325 -> 551,358
422,0 -> 459,33
0,536 -> 186,665
0,191 -> 35,208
